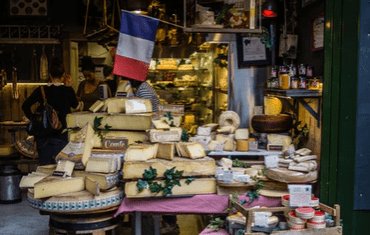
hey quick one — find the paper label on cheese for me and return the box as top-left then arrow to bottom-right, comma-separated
150,129 -> 181,142
254,212 -> 270,227
157,105 -> 185,115
264,155 -> 279,169
60,142 -> 84,157
249,141 -> 259,151
102,138 -> 128,150
288,184 -> 312,207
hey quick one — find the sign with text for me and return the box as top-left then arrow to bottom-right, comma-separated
254,212 -> 270,227
102,137 -> 129,150
157,105 -> 185,115
288,184 -> 312,207
264,155 -> 279,169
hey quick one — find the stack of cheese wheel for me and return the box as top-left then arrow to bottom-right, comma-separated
307,211 -> 326,229
295,207 -> 315,219
235,128 -> 249,151
287,211 -> 307,229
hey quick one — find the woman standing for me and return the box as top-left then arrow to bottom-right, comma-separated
77,57 -> 111,110
22,58 -> 79,165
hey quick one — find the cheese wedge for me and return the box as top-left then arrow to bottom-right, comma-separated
54,160 -> 75,177
19,173 -> 48,188
66,112 -> 153,131
123,157 -> 216,179
56,123 -> 94,166
34,176 -> 85,199
157,142 -> 175,160
85,157 -> 118,173
152,120 -> 171,129
235,129 -> 250,140
89,100 -> 104,113
125,144 -> 158,162
184,142 -> 206,159
85,177 -> 100,196
72,171 -> 118,191
105,97 -> 152,114
125,178 -> 216,198
0,145 -> 17,156
36,164 -> 57,175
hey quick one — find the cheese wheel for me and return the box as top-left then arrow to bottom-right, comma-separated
287,219 -> 306,229
295,207 -> 315,219
310,197 -> 320,207
307,221 -> 326,229
288,211 -> 307,224
219,111 -> 240,128
309,211 -> 326,223
264,96 -> 282,116
236,140 -> 249,151
282,195 -> 290,207
235,129 -> 250,140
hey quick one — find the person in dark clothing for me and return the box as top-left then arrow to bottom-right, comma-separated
77,57 -> 111,110
22,58 -> 79,165
103,65 -> 117,97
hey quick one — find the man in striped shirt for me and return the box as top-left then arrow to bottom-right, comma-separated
130,79 -> 160,112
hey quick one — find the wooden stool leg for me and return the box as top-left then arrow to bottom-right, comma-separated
92,230 -> 106,235
154,215 -> 160,235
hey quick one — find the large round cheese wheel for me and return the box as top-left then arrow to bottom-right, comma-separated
266,167 -> 318,183
219,111 -> 240,129
235,129 -> 250,140
251,114 -> 293,133
264,97 -> 283,115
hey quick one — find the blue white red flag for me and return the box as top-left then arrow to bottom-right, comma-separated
113,10 -> 159,81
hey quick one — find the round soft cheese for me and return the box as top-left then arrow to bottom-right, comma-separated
295,207 -> 315,219
288,211 -> 307,224
307,221 -> 326,229
287,219 -> 306,229
309,211 -> 326,223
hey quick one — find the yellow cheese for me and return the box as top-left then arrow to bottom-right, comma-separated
85,177 -> 100,196
236,140 -> 249,151
89,100 -> 104,113
123,157 -> 216,179
72,171 -> 118,191
105,97 -> 126,113
156,142 -> 175,160
85,157 -> 118,173
125,178 -> 216,198
36,164 -> 56,175
54,160 -> 75,177
176,142 -> 189,157
66,112 -> 153,131
184,142 -> 206,159
34,176 -> 85,199
56,123 -> 94,166
152,120 -> 171,129
264,97 -> 283,115
125,144 -> 158,162
19,173 -> 48,188
223,138 -> 235,151
184,114 -> 195,125
0,145 -> 17,156
235,129 -> 250,140
149,128 -> 182,143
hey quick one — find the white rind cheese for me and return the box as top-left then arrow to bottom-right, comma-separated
235,129 -> 250,140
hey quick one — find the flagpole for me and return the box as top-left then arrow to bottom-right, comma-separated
121,9 -> 185,29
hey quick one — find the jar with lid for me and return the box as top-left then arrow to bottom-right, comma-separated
272,78 -> 278,88
291,76 -> 299,89
299,76 -> 306,89
279,65 -> 288,74
271,66 -> 278,78
310,77 -> 320,89
307,66 -> 313,77
289,64 -> 297,76
279,72 -> 291,89
299,64 -> 306,76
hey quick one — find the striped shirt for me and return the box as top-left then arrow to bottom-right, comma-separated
135,81 -> 160,112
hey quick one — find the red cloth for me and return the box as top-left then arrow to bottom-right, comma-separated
199,228 -> 230,235
114,194 -> 281,217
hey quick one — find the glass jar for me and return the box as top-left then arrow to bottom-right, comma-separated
289,64 -> 297,76
299,64 -> 306,76
279,72 -> 290,90
280,65 -> 288,73
299,76 -> 306,89
307,66 -> 313,77
291,76 -> 299,89
310,77 -> 320,89
271,66 -> 278,78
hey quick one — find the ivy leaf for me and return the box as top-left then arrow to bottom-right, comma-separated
163,185 -> 174,196
93,117 -> 103,131
261,168 -> 268,176
247,191 -> 260,204
143,167 -> 158,180
136,179 -> 147,191
104,124 -> 112,131
185,177 -> 195,185
172,178 -> 181,187
181,129 -> 189,142
173,170 -> 184,178
164,112 -> 174,120
149,182 -> 163,193
164,167 -> 175,179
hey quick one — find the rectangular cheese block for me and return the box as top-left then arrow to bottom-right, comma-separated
89,100 -> 104,113
69,130 -> 146,148
125,178 -> 216,198
66,112 -> 153,131
123,156 -> 216,179
19,173 -> 48,188
85,177 -> 100,196
197,126 -> 212,136
85,157 -> 118,173
189,136 -> 212,150
156,142 -> 175,160
105,97 -> 152,114
184,143 -> 206,159
152,120 -> 171,129
56,123 -> 94,166
125,144 -> 158,162
34,177 -> 85,199
72,171 -> 118,191
149,128 -> 182,143
54,160 -> 75,177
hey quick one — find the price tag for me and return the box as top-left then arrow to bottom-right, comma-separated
288,184 -> 312,207
254,212 -> 270,227
215,143 -> 224,152
249,141 -> 259,151
264,155 -> 279,169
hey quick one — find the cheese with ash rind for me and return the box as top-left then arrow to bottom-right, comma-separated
149,128 -> 182,143
123,157 -> 216,179
66,112 -> 153,131
34,176 -> 85,199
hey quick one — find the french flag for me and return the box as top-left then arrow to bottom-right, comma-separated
113,10 -> 159,81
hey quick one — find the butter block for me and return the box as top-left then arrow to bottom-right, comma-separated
149,128 -> 182,143
125,178 -> 216,198
34,176 -> 85,199
85,177 -> 100,196
123,157 -> 216,179
66,112 -> 153,131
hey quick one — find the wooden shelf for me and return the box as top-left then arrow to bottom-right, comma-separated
265,88 -> 322,98
183,27 -> 263,34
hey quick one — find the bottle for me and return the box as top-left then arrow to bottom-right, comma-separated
279,72 -> 290,89
299,76 -> 306,89
307,66 -> 313,77
289,64 -> 297,76
299,64 -> 306,76
271,66 -> 278,78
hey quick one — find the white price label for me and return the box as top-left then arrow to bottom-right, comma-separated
215,143 -> 224,152
288,184 -> 312,207
264,155 -> 279,168
254,212 -> 270,227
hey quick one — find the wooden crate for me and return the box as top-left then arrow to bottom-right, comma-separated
228,195 -> 342,235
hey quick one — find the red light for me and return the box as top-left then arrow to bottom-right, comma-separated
262,9 -> 277,18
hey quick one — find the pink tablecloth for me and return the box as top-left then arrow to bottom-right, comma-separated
114,194 -> 281,217
199,228 -> 229,235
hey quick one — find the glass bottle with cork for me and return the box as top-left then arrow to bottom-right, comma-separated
298,64 -> 307,89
